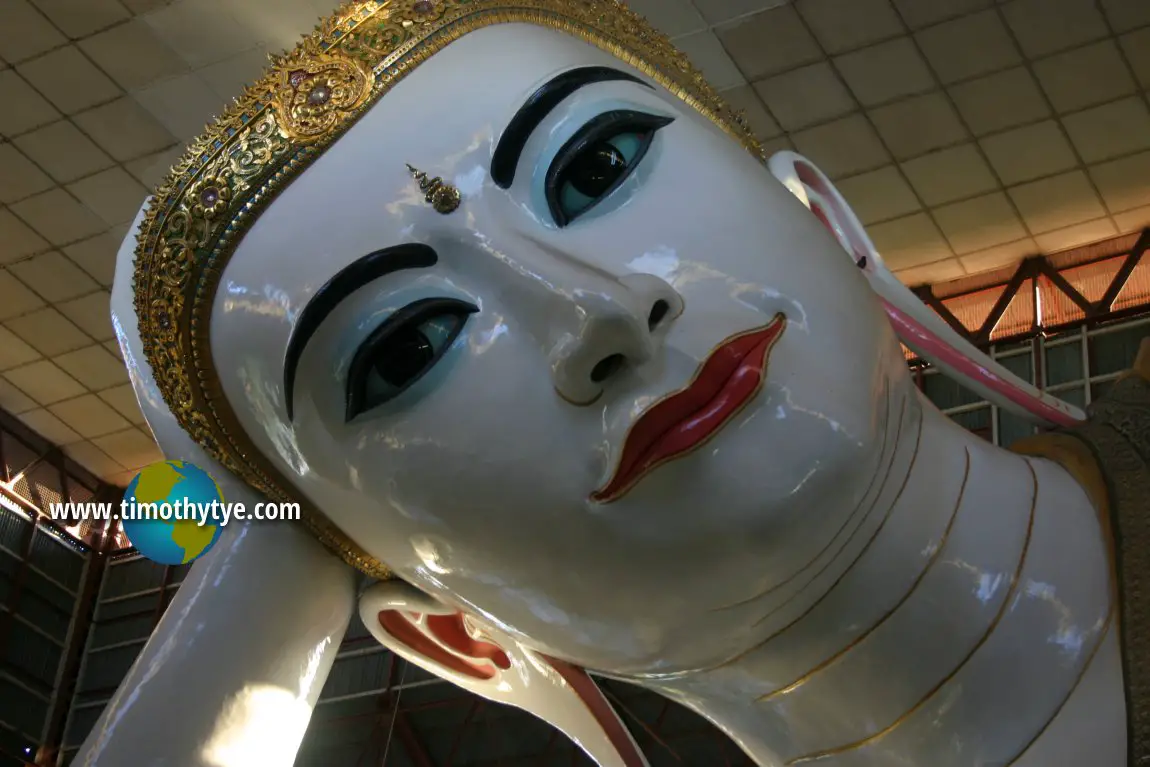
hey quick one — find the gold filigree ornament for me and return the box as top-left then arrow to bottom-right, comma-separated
132,0 -> 765,581
272,53 -> 374,142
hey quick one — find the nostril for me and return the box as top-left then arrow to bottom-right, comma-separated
648,299 -> 670,330
590,354 -> 625,384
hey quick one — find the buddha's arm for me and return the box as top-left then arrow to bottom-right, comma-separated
91,202 -> 359,765
73,520 -> 356,767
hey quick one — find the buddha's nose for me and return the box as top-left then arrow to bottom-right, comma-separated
550,273 -> 682,406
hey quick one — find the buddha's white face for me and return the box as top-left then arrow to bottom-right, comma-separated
206,23 -> 912,674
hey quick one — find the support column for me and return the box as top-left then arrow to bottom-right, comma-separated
35,549 -> 106,766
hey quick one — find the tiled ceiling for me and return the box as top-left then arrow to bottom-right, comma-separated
0,0 -> 1148,486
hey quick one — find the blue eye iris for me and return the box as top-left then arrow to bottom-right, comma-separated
346,298 -> 477,420
557,132 -> 646,220
545,110 -> 673,227
364,314 -> 461,401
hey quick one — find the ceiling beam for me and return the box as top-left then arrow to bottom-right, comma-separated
36,551 -> 106,767
912,285 -> 970,340
394,711 -> 437,767
1034,258 -> 1093,317
1099,229 -> 1149,312
975,257 -> 1039,345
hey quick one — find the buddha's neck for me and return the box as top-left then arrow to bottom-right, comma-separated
639,392 -> 1116,767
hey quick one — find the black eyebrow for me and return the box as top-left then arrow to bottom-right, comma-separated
491,66 -> 651,189
283,243 -> 437,420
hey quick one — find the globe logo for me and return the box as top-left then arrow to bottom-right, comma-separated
122,460 -> 225,565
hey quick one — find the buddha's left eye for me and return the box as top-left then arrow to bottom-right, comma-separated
345,297 -> 477,421
545,110 -> 673,227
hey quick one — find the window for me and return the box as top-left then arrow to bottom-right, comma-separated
919,315 -> 1149,447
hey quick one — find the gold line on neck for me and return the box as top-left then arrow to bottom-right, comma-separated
713,384 -> 896,612
1003,606 -> 1115,765
751,396 -> 921,630
757,446 -> 971,704
784,460 -> 1040,766
708,396 -> 919,672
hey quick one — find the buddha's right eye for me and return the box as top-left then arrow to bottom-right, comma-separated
545,110 -> 672,227
345,297 -> 477,421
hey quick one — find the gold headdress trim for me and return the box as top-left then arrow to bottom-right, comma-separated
132,0 -> 763,580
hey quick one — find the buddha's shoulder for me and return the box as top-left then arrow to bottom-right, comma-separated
1011,337 -> 1150,516
1012,337 -> 1150,762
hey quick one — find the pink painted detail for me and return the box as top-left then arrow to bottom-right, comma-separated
377,607 -> 644,766
881,299 -> 1082,428
377,610 -> 510,680
592,314 -> 786,503
770,151 -> 1084,429
543,656 -> 649,767
796,164 -> 875,275
426,613 -> 512,670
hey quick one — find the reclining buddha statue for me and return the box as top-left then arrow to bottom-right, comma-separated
80,1 -> 1149,765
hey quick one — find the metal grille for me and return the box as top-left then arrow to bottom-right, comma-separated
920,314 -> 1150,444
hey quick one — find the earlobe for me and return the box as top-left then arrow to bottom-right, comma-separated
360,582 -> 649,766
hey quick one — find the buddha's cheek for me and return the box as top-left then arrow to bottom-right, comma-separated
339,339 -> 597,512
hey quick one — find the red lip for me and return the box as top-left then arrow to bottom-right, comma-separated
591,313 -> 786,504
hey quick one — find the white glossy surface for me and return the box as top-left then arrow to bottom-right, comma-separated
74,521 -> 355,767
211,23 -> 900,676
104,20 -> 1127,767
77,206 -> 357,767
643,399 -> 1118,765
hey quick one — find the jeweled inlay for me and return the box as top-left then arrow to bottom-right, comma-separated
308,84 -> 332,105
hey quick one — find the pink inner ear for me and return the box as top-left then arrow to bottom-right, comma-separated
377,610 -> 510,679
797,164 -> 870,266
796,161 -> 834,202
810,203 -> 835,234
379,606 -> 648,766
425,613 -> 511,670
784,156 -> 1082,427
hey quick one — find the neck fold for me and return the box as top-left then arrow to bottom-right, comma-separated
640,394 -> 1115,767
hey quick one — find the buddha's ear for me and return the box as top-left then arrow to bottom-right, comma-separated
768,150 -> 880,273
768,150 -> 1086,429
359,581 -> 648,767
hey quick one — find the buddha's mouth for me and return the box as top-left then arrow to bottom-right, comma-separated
591,313 -> 786,503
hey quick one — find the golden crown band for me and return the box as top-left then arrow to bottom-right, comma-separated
131,0 -> 763,580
